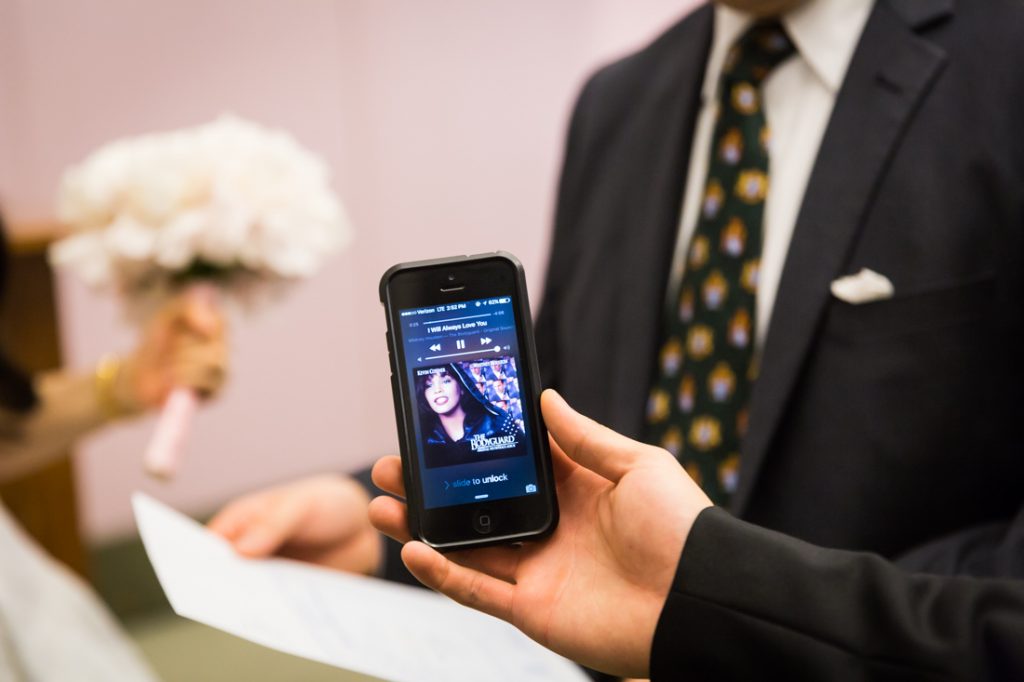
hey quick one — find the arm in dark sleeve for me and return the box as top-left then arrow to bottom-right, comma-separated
0,351 -> 37,415
0,223 -> 38,415
652,507 -> 1024,681
351,466 -> 421,588
894,504 -> 1024,578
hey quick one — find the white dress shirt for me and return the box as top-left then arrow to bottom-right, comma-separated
669,0 -> 875,344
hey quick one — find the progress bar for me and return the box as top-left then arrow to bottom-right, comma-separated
424,345 -> 502,361
430,313 -> 492,325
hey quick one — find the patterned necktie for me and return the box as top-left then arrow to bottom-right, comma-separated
645,20 -> 795,506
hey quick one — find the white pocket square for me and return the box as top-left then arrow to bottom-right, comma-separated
830,268 -> 894,305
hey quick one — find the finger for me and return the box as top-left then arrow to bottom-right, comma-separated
541,389 -> 653,483
368,495 -> 412,543
284,525 -> 382,575
171,333 -> 228,357
547,433 -> 580,485
171,363 -> 225,398
182,304 -> 223,339
367,495 -> 521,583
178,288 -> 224,339
402,541 -> 515,623
232,496 -> 307,557
371,455 -> 405,498
157,297 -> 220,341
171,346 -> 229,396
207,500 -> 255,540
447,545 -> 521,584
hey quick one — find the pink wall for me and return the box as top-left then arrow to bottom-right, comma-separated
0,0 -> 698,541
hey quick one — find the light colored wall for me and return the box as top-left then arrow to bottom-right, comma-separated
0,0 -> 698,541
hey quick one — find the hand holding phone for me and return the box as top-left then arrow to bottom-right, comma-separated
368,389 -> 709,679
380,253 -> 558,550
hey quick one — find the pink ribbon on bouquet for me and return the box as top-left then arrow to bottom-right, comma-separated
143,388 -> 199,478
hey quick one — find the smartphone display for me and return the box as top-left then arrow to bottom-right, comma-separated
380,253 -> 557,550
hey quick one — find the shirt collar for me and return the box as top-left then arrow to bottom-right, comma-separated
701,0 -> 875,102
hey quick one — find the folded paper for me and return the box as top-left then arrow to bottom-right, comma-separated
132,493 -> 587,682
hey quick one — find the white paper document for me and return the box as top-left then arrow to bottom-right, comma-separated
132,493 -> 587,682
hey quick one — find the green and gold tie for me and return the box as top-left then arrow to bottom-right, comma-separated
645,20 -> 795,506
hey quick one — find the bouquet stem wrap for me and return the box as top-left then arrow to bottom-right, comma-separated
143,387 -> 199,479
143,282 -> 217,479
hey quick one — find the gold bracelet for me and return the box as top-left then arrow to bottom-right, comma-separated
94,354 -> 127,419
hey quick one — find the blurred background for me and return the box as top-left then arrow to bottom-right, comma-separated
0,1 -> 694,679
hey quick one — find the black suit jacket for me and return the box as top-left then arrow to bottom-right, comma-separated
652,508 -> 1024,680
536,0 -> 1024,676
536,0 -> 1024,573
367,1 -> 1024,676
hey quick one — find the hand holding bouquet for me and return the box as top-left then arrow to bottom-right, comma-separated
51,115 -> 352,477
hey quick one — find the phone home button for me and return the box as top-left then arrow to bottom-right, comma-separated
472,510 -> 494,535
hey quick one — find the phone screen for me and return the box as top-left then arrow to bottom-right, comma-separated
397,295 -> 541,510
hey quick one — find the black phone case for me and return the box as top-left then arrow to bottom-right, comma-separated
379,251 -> 558,550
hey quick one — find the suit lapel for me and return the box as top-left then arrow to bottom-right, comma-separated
608,6 -> 713,436
733,0 -> 951,514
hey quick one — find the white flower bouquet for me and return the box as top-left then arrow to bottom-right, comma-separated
51,115 -> 352,477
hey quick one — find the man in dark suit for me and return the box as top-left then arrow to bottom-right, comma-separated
213,0 -> 1024,672
536,0 -> 1024,576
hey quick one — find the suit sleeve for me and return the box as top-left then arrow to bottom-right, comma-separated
651,507 -> 1024,681
893,505 -> 1024,578
351,466 -> 421,588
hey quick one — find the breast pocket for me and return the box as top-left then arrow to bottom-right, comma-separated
824,276 -> 996,343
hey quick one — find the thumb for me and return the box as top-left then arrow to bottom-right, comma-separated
180,297 -> 223,339
541,389 -> 656,483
